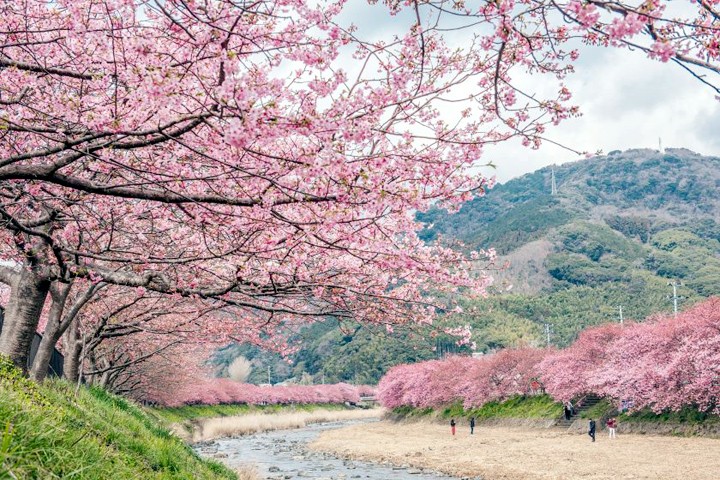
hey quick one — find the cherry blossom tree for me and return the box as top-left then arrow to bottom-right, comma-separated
377,348 -> 548,409
537,323 -> 624,402
378,298 -> 720,415
461,347 -> 548,408
135,352 -> 366,407
419,0 -> 720,96
65,287 -> 300,390
28,279 -> 105,381
1,0 -> 512,372
589,298 -> 720,414
2,0 -> 720,383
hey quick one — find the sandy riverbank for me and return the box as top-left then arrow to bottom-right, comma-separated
309,421 -> 720,480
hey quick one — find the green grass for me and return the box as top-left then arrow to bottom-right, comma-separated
393,395 -> 563,420
148,402 -> 348,425
391,406 -> 436,419
394,395 -> 720,428
0,356 -> 237,480
575,399 -> 720,426
578,398 -> 614,419
620,406 -> 720,424
466,395 -> 562,419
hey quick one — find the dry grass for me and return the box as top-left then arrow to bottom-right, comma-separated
235,465 -> 260,480
184,407 -> 383,442
310,420 -> 720,480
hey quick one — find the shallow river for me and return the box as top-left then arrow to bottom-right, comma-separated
196,419 -> 459,480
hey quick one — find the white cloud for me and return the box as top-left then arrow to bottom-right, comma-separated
337,3 -> 720,183
484,44 -> 720,183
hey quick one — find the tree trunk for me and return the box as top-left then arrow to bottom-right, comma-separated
29,283 -> 71,382
0,268 -> 50,374
62,320 -> 83,383
29,320 -> 61,382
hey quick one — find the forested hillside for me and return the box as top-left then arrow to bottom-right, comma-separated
424,148 -> 720,346
217,149 -> 720,383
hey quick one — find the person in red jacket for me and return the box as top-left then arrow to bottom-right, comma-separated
607,417 -> 617,439
450,418 -> 456,436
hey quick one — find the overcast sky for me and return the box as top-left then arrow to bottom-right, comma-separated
338,2 -> 720,184
482,43 -> 720,183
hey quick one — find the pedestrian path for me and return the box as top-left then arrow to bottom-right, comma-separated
554,394 -> 602,429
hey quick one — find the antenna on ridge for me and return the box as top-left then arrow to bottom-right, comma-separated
659,137 -> 664,153
551,168 -> 557,196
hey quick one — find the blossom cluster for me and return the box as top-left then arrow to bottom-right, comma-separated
378,298 -> 720,415
377,348 -> 547,409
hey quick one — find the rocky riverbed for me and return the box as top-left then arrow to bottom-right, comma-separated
195,420 -> 467,480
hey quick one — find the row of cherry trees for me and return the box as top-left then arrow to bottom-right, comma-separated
147,377 -> 369,408
2,0 -> 720,393
115,344 -> 376,406
2,0 -> 509,382
377,298 -> 720,415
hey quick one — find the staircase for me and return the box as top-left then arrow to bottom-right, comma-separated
554,394 -> 602,429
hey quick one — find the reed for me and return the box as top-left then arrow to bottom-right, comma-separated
188,407 -> 383,442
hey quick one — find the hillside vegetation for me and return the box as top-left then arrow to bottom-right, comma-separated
0,356 -> 236,480
421,148 -> 720,346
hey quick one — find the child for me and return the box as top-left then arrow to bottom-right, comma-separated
588,418 -> 596,442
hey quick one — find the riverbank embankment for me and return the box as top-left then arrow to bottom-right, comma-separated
0,356 -> 237,480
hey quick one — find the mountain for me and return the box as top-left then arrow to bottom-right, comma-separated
420,148 -> 720,345
419,148 -> 720,255
213,148 -> 720,384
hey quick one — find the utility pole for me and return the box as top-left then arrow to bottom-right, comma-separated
668,281 -> 681,318
267,365 -> 271,385
618,305 -> 624,325
544,323 -> 552,347
551,168 -> 557,196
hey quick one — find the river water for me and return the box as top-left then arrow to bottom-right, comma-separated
196,419 -> 461,480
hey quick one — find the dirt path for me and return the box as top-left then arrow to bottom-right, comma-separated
309,421 -> 720,480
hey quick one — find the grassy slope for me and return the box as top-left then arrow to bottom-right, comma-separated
392,395 -> 562,420
0,357 -> 236,480
393,395 -> 719,429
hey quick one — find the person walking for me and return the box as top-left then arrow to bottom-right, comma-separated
450,418 -> 456,437
470,417 -> 475,435
588,418 -> 596,442
564,402 -> 571,420
607,417 -> 617,439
